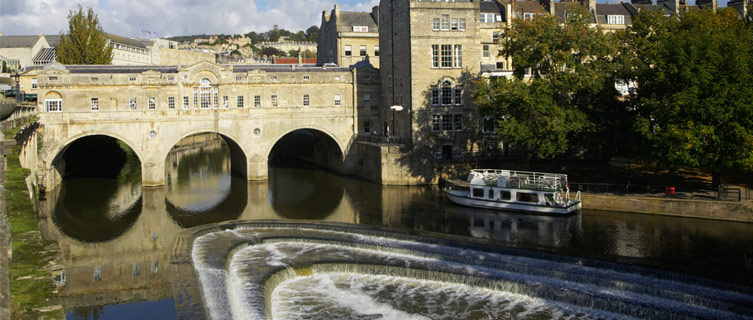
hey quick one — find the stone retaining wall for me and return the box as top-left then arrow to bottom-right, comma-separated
582,193 -> 753,223
0,139 -> 10,320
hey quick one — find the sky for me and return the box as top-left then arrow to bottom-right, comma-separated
0,0 -> 379,38
0,0 -> 734,39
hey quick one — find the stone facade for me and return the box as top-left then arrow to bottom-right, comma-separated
380,0 -> 501,165
32,62 -> 380,189
318,5 -> 381,68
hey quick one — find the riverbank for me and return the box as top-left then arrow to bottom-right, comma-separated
2,123 -> 63,318
582,193 -> 753,223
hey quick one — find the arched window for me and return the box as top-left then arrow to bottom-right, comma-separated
431,80 -> 463,106
193,78 -> 218,109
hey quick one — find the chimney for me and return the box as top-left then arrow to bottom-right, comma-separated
297,47 -> 302,65
657,0 -> 680,14
696,0 -> 718,11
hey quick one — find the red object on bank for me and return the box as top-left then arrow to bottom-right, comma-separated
665,187 -> 675,195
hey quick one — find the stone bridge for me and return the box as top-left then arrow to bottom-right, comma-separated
29,62 -> 382,189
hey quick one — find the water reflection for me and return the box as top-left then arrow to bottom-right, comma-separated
50,178 -> 141,243
35,134 -> 753,318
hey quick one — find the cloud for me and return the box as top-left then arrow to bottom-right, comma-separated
0,0 -> 379,37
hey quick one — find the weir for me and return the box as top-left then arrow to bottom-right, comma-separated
180,221 -> 753,320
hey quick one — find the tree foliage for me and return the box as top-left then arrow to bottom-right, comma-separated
56,6 -> 112,64
473,7 -> 618,160
622,9 -> 753,185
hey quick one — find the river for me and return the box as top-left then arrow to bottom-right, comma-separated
37,135 -> 753,319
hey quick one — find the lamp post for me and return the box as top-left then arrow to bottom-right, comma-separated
390,105 -> 403,144
10,70 -> 21,103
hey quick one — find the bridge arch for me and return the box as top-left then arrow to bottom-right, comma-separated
162,130 -> 249,180
266,126 -> 346,160
47,131 -> 144,184
267,126 -> 346,173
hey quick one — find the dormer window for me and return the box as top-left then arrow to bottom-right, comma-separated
352,26 -> 369,32
607,15 -> 625,25
523,13 -> 535,20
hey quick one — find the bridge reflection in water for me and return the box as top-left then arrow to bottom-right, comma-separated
35,134 -> 753,319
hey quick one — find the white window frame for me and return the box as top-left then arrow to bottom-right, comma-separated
271,95 -> 278,107
360,45 -> 367,57
31,78 -> 38,89
523,12 -> 535,20
453,45 -> 462,68
168,96 -> 175,109
459,18 -> 466,30
433,18 -> 440,31
148,97 -> 156,110
237,95 -> 244,108
303,94 -> 310,107
607,15 -> 625,25
483,44 -> 490,58
183,96 -> 189,109
451,18 -> 458,31
334,94 -> 341,106
46,99 -> 62,112
129,97 -> 137,110
441,14 -> 450,31
254,95 -> 261,107
344,45 -> 352,56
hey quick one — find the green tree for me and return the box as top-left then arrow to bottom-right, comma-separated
56,6 -> 112,64
306,25 -> 320,43
473,7 -> 618,160
625,9 -> 753,186
1,61 -> 6,73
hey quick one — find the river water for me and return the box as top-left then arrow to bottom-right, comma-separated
38,135 -> 753,319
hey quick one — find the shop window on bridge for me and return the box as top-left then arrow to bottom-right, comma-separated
334,94 -> 341,106
129,97 -> 137,110
148,97 -> 156,110
90,98 -> 99,111
46,99 -> 62,112
194,78 -> 217,109
237,96 -> 244,108
183,96 -> 189,109
254,95 -> 261,107
168,96 -> 175,109
271,95 -> 278,107
303,94 -> 310,107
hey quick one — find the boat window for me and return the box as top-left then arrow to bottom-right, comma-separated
472,188 -> 485,198
500,191 -> 511,200
516,192 -> 539,203
487,190 -> 495,199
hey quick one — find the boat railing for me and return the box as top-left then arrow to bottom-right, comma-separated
469,169 -> 568,191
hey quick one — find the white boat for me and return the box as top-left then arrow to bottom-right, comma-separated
444,169 -> 581,215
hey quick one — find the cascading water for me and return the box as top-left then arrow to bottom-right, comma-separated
184,222 -> 753,320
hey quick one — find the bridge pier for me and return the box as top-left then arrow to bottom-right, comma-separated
247,159 -> 267,181
142,161 -> 166,187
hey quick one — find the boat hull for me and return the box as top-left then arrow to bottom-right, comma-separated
444,189 -> 580,215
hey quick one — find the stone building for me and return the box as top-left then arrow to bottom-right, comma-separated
318,5 -> 381,68
0,34 -> 53,70
380,0 -> 510,161
107,33 -> 153,65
